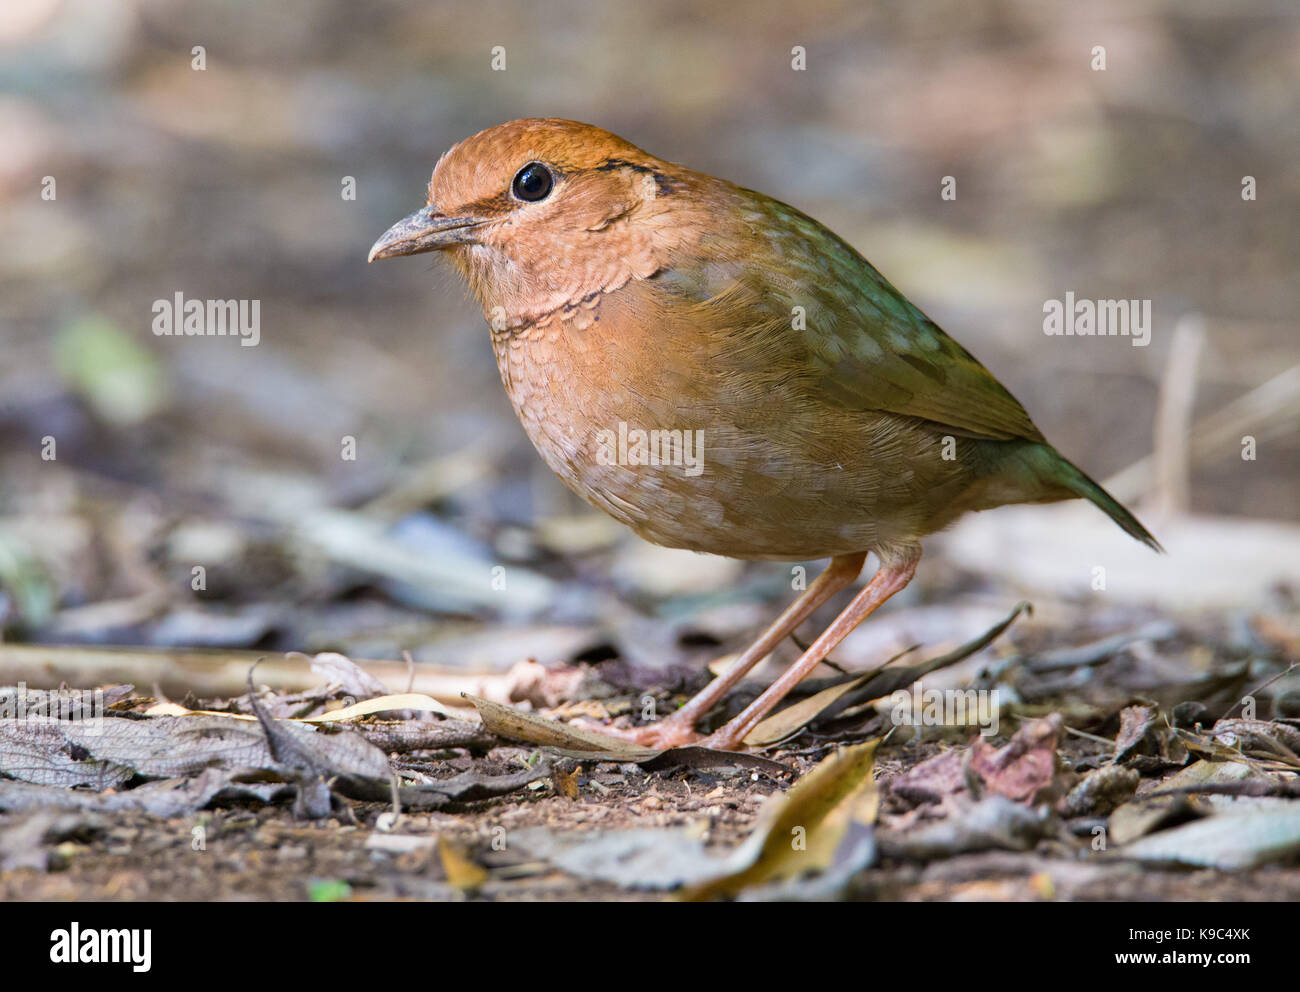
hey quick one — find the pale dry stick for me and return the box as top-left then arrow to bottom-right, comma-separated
0,643 -> 492,710
1150,314 -> 1205,519
1221,662 -> 1299,720
403,649 -> 416,694
1063,725 -> 1120,748
1104,362 -> 1300,503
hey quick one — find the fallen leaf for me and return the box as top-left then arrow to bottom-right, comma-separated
511,827 -> 724,890
0,769 -> 288,818
437,837 -> 488,892
681,738 -> 879,901
552,764 -> 581,799
1060,765 -> 1140,817
878,796 -> 1051,860
302,650 -> 391,699
1113,704 -> 1158,761
889,715 -> 1067,809
966,715 -> 1066,804
1120,805 -> 1300,870
743,670 -> 880,748
463,693 -> 661,761
1107,759 -> 1275,845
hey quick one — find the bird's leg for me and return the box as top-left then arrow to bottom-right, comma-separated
615,552 -> 867,749
701,549 -> 920,751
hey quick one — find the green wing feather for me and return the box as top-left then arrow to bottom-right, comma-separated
651,184 -> 1160,551
737,190 -> 1045,443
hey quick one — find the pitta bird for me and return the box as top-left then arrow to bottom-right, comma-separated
370,118 -> 1159,750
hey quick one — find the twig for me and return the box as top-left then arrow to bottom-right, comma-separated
1220,662 -> 1299,719
1105,361 -> 1300,502
1150,314 -> 1204,518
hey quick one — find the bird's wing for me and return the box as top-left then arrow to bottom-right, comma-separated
682,191 -> 1047,444
794,259 -> 1046,443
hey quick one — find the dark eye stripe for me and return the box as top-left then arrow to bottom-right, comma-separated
594,157 -> 677,195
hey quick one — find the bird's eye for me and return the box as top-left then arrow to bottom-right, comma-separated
511,162 -> 553,202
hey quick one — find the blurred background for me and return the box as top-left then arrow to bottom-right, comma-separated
0,0 -> 1296,692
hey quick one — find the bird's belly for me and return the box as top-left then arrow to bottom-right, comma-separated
492,321 -> 950,561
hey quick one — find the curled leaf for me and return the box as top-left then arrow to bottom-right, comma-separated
682,738 -> 879,901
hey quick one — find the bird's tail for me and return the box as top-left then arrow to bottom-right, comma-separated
1052,454 -> 1163,552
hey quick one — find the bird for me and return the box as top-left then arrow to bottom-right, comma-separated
369,118 -> 1160,751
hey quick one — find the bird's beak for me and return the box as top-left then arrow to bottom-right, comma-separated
368,205 -> 483,262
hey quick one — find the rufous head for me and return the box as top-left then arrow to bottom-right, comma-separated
369,118 -> 710,327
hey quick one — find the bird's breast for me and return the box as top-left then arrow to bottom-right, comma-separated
485,279 -> 957,560
489,290 -> 708,533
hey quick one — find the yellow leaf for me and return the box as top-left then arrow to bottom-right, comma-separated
437,837 -> 487,892
299,693 -> 450,722
744,672 -> 876,747
681,738 -> 879,901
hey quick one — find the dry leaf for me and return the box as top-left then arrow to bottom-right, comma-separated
463,693 -> 662,761
681,738 -> 879,901
744,672 -> 877,747
553,764 -> 581,799
1121,805 -> 1300,870
438,836 -> 488,891
965,715 -> 1065,804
